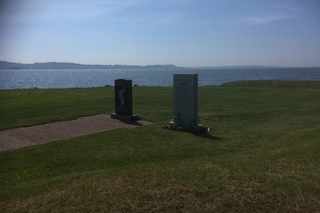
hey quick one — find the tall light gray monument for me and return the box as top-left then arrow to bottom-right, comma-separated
173,74 -> 198,127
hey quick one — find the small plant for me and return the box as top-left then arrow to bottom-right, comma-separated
164,120 -> 210,134
134,113 -> 142,120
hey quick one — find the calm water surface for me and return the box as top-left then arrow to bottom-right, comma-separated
0,68 -> 320,89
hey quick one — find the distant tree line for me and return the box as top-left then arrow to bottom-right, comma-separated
0,61 -> 178,69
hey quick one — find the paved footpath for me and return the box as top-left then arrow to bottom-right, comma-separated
0,114 -> 152,152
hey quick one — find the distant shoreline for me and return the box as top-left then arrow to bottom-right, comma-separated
0,61 -> 180,70
2,60 -> 315,70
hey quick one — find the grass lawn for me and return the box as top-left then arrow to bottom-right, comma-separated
1,80 -> 320,212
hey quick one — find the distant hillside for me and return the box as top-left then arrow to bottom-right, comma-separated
0,61 -> 178,69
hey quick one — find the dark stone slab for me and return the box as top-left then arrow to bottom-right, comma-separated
114,79 -> 133,116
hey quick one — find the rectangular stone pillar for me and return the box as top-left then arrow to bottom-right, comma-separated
111,79 -> 137,121
173,74 -> 198,126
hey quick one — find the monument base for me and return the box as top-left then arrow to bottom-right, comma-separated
166,121 -> 210,133
111,113 -> 138,122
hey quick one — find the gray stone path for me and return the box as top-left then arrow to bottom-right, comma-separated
0,114 -> 152,152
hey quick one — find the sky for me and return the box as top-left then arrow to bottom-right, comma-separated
0,0 -> 319,67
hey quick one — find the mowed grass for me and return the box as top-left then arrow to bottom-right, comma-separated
0,81 -> 320,212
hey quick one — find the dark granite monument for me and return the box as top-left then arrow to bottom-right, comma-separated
111,79 -> 137,121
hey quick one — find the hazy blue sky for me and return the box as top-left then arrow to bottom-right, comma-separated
0,0 -> 319,67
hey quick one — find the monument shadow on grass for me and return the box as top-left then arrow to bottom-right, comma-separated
119,120 -> 145,126
192,133 -> 223,141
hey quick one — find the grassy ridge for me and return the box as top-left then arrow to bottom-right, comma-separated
1,81 -> 320,212
222,80 -> 320,89
0,87 -> 113,130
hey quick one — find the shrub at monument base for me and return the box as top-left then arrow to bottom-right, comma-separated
165,120 -> 210,133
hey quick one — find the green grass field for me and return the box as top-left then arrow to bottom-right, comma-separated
1,81 -> 320,212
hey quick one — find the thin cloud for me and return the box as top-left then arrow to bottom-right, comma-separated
244,15 -> 292,25
1,0 -> 147,25
273,5 -> 301,11
159,14 -> 183,24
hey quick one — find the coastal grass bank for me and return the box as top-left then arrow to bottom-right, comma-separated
1,80 -> 320,212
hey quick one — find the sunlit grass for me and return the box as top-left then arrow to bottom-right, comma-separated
1,81 -> 320,212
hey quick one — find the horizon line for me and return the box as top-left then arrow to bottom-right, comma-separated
1,60 -> 319,68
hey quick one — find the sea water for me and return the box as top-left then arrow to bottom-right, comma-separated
0,67 -> 319,89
